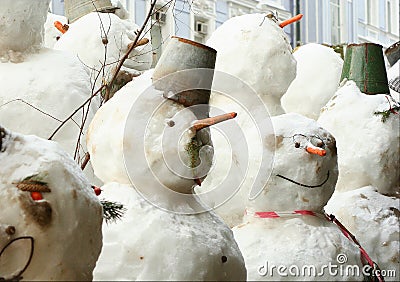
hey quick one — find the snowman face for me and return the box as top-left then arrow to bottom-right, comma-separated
0,0 -> 50,53
0,126 -> 102,280
249,113 -> 338,212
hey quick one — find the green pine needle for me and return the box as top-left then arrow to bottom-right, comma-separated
101,200 -> 126,224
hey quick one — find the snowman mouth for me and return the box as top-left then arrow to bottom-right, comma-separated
276,171 -> 330,188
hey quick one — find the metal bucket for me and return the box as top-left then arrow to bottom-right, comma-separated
385,41 -> 400,67
152,36 -> 217,110
64,0 -> 116,23
340,43 -> 389,95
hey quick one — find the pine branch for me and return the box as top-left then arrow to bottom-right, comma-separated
101,200 -> 126,223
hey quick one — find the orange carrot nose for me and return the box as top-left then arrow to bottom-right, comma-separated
279,14 -> 303,28
306,146 -> 326,156
54,21 -> 69,34
191,112 -> 237,132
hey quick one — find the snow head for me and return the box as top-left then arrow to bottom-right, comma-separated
54,12 -> 152,79
87,69 -> 213,194
0,0 -> 50,60
248,113 -> 338,212
281,43 -> 344,120
318,81 -> 400,194
0,126 -> 102,280
207,13 -> 296,115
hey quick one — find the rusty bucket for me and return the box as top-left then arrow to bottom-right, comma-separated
340,43 -> 389,95
152,36 -> 217,109
385,41 -> 400,67
64,0 -> 117,23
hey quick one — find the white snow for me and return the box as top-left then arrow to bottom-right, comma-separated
93,182 -> 246,280
207,13 -> 297,116
325,186 -> 399,281
232,113 -> 363,281
54,12 -> 152,86
0,126 -> 102,280
0,0 -> 100,184
318,81 -> 399,194
281,43 -> 344,120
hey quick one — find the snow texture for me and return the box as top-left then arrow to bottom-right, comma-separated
54,12 -> 152,86
207,13 -> 296,116
281,43 -> 344,120
93,182 -> 246,280
0,0 -> 49,62
325,186 -> 399,281
0,126 -> 102,280
387,60 -> 399,102
232,113 -> 364,281
0,0 -> 100,184
318,80 -> 399,194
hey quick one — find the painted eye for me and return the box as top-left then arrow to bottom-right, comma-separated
293,134 -> 308,148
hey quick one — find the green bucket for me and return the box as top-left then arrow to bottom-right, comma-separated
340,43 -> 390,95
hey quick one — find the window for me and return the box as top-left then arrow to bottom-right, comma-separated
330,0 -> 341,43
387,0 -> 392,33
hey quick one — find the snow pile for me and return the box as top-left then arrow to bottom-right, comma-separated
0,126 -> 102,280
325,186 -> 399,281
318,81 -> 399,193
0,0 -> 100,184
281,43 -> 344,120
93,183 -> 246,280
111,0 -> 130,19
54,12 -> 152,85
207,13 -> 296,115
44,13 -> 68,49
0,0 -> 49,62
232,113 -> 363,281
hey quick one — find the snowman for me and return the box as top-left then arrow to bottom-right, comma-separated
198,13 -> 299,227
54,5 -> 152,93
0,125 -> 102,280
281,43 -> 344,120
0,0 -> 100,184
44,12 -> 68,49
87,65 -> 247,279
319,81 -> 400,280
232,113 -> 366,281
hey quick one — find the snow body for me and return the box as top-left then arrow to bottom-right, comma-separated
0,126 -> 102,280
318,81 -> 399,194
281,43 -> 344,120
319,81 -> 399,279
325,186 -> 399,281
54,12 -> 152,84
0,0 -> 100,184
93,183 -> 246,280
199,13 -> 296,227
233,113 -> 364,281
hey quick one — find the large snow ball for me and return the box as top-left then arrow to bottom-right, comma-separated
0,0 -> 50,57
0,126 -> 102,280
281,43 -> 344,120
318,81 -> 400,194
248,113 -> 338,212
55,12 -> 152,77
207,13 -> 296,115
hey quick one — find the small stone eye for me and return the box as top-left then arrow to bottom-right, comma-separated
294,142 -> 300,148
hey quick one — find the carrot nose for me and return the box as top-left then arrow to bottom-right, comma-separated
191,112 -> 237,132
306,145 -> 326,156
279,14 -> 303,28
54,21 -> 69,34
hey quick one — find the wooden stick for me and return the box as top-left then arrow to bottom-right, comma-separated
192,112 -> 237,132
127,38 -> 150,50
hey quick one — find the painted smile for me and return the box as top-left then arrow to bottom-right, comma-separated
276,171 -> 330,188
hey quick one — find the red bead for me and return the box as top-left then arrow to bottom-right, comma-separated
31,192 -> 43,201
94,187 -> 101,196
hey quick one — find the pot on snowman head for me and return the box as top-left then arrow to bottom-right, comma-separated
341,43 -> 390,95
64,0 -> 117,23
